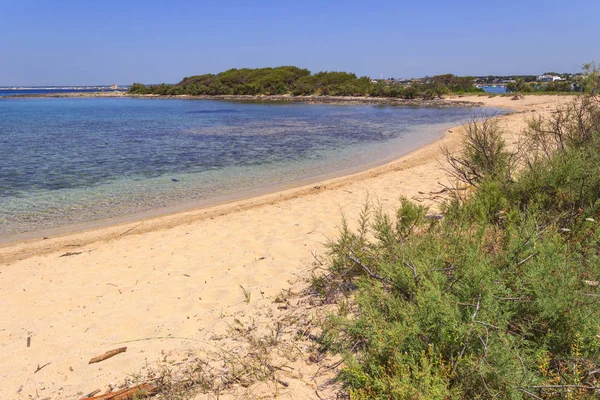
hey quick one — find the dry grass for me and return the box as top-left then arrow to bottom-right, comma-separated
109,286 -> 343,400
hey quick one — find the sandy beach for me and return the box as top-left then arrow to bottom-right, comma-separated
0,95 -> 572,399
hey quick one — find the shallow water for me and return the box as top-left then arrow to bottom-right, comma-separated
0,87 -> 127,96
0,98 -> 492,238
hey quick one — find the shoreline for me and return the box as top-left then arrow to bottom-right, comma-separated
0,115 -> 479,251
0,96 -> 486,257
1,91 -> 483,107
0,93 -> 557,258
0,131 -> 459,261
0,95 -> 573,399
0,105 -> 488,262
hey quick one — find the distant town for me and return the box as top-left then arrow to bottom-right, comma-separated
370,72 -> 581,86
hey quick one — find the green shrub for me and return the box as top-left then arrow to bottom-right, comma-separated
317,90 -> 600,399
128,67 -> 483,97
128,82 -> 150,94
442,117 -> 515,187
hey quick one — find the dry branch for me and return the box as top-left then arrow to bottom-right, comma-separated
84,389 -> 101,398
81,383 -> 158,400
34,362 -> 51,373
88,347 -> 127,364
348,255 -> 395,287
60,251 -> 82,257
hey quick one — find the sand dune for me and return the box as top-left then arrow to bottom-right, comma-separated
0,95 -> 571,399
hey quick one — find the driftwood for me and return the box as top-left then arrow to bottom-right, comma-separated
81,383 -> 158,400
60,251 -> 82,257
88,347 -> 127,364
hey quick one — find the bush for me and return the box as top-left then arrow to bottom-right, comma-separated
524,96 -> 600,157
316,87 -> 600,399
543,81 -> 573,92
318,173 -> 600,398
442,117 -> 515,187
128,82 -> 150,94
506,79 -> 532,93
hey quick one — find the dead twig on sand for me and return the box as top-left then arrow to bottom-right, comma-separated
81,383 -> 158,400
84,389 -> 101,398
89,347 -> 127,364
34,362 -> 51,373
60,251 -> 82,257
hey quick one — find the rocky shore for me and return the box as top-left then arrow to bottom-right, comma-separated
180,94 -> 484,107
2,91 -> 483,107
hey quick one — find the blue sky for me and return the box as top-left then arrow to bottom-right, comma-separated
0,0 -> 598,85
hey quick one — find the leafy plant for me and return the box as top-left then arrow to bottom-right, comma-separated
442,116 -> 516,187
316,75 -> 600,398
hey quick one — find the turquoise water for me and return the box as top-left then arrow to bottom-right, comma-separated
0,98 -> 486,238
0,86 -> 128,96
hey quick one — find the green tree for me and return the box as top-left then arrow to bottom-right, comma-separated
506,79 -> 531,93
128,82 -> 150,94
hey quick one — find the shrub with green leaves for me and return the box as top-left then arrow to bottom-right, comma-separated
317,81 -> 600,399
127,67 -> 486,98
442,117 -> 516,188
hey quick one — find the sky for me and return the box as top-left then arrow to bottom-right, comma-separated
0,0 -> 598,86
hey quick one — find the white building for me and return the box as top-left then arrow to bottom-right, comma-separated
537,75 -> 562,82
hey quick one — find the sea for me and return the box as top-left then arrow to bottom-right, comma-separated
0,94 -> 497,240
0,86 -> 128,97
480,86 -> 507,94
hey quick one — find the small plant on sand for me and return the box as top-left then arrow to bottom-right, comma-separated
442,116 -> 516,188
239,284 -> 251,304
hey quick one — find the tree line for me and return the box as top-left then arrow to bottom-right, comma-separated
506,79 -> 580,93
128,66 -> 484,99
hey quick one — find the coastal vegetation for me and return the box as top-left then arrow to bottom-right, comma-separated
128,66 -> 484,99
314,66 -> 600,398
503,67 -> 594,94
128,67 -> 586,99
476,72 -> 582,94
505,79 -> 577,93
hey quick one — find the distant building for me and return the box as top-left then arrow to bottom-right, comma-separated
371,78 -> 404,85
110,84 -> 118,89
537,75 -> 562,82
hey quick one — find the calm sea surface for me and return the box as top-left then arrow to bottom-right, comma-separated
0,87 -> 128,97
480,86 -> 507,94
0,97 -> 490,239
